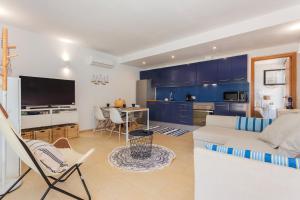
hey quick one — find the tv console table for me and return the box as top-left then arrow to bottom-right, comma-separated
21,106 -> 79,129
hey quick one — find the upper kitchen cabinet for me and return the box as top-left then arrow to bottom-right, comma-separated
140,70 -> 150,80
229,55 -> 248,82
196,60 -> 218,84
217,55 -> 248,83
217,58 -> 232,83
140,54 -> 248,87
151,64 -> 196,87
168,64 -> 196,87
140,69 -> 161,87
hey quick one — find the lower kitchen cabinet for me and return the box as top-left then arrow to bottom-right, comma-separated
147,101 -> 193,125
214,102 -> 230,116
148,101 -> 246,125
214,102 -> 247,117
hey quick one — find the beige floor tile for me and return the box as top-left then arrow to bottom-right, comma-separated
5,131 -> 194,200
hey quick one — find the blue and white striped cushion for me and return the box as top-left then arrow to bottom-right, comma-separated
205,143 -> 300,169
235,116 -> 273,132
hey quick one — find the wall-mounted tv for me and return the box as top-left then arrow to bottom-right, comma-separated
20,76 -> 75,106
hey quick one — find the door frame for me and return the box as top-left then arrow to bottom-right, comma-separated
250,52 -> 297,117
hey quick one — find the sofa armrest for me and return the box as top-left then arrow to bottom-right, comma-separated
194,147 -> 300,200
206,115 -> 236,129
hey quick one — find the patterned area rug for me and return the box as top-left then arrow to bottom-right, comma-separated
147,125 -> 190,137
108,144 -> 176,172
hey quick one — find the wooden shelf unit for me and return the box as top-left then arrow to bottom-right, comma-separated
21,106 -> 79,141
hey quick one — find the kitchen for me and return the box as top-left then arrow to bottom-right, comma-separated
137,54 -> 249,126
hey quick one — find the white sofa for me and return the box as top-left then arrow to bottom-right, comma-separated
193,115 -> 300,200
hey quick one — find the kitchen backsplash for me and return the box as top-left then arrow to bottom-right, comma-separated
156,82 -> 249,102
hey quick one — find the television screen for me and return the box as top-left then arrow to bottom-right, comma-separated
20,76 -> 75,106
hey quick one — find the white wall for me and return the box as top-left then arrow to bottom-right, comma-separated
0,23 -> 140,130
247,43 -> 300,107
254,62 -> 286,109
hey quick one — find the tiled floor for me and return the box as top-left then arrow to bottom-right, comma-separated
150,121 -> 200,132
5,131 -> 194,200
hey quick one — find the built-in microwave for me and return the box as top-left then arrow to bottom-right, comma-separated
223,91 -> 247,102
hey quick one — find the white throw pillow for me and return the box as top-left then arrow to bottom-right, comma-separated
278,126 -> 300,157
26,140 -> 69,173
259,113 -> 300,148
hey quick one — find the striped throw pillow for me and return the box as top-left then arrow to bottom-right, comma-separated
26,140 -> 69,173
235,116 -> 273,132
205,143 -> 300,169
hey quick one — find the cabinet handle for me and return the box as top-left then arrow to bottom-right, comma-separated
219,79 -> 230,82
233,77 -> 246,81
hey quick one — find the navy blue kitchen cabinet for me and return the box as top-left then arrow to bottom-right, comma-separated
156,64 -> 196,87
196,60 -> 219,84
217,58 -> 232,83
230,55 -> 247,82
147,101 -> 160,121
214,102 -> 247,116
214,102 -> 230,115
140,70 -> 149,80
217,55 -> 247,83
174,102 -> 193,124
140,54 -> 248,87
176,64 -> 196,86
147,101 -> 193,125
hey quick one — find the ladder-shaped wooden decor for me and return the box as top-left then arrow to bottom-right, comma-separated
1,26 -> 16,107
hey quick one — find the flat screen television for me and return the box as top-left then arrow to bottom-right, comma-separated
20,76 -> 75,106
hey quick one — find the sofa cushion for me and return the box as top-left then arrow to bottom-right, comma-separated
224,137 -> 277,154
193,126 -> 260,145
235,116 -> 273,132
26,140 -> 69,173
259,113 -> 300,148
205,143 -> 300,169
206,115 -> 236,129
278,126 -> 300,157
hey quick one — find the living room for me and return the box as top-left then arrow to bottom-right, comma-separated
0,1 -> 300,200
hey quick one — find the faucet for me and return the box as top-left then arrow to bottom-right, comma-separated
169,91 -> 174,101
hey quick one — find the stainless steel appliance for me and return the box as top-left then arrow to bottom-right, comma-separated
186,94 -> 196,101
193,103 -> 214,126
136,80 -> 155,108
223,91 -> 247,102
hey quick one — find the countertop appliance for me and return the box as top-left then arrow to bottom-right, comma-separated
193,102 -> 214,126
223,91 -> 247,102
186,94 -> 196,101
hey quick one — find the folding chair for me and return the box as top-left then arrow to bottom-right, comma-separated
0,104 -> 94,200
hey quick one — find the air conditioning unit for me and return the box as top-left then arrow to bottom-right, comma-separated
88,56 -> 115,69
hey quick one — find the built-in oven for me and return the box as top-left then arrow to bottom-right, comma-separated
223,91 -> 247,102
193,103 -> 214,126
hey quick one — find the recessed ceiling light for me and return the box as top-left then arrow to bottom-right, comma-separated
171,55 -> 175,59
59,38 -> 74,44
142,61 -> 146,65
212,46 -> 217,50
289,23 -> 300,31
0,6 -> 10,16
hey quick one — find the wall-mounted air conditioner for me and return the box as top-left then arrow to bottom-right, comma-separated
88,56 -> 115,69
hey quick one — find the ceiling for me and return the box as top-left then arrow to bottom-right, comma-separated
1,0 -> 300,68
126,21 -> 300,68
